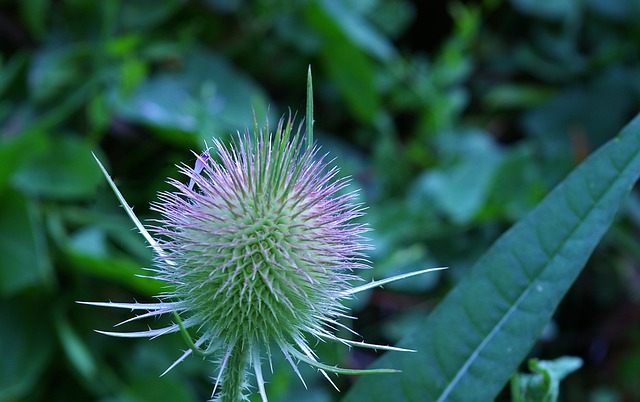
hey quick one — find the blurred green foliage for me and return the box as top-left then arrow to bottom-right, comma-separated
1,0 -> 639,401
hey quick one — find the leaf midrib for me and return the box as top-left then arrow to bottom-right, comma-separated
436,283 -> 534,402
435,138 -> 636,401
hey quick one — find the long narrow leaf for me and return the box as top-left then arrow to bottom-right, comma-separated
343,113 -> 640,402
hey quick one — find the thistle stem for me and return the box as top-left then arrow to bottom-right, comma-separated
219,345 -> 250,402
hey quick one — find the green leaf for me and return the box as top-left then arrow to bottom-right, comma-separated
342,113 -> 640,402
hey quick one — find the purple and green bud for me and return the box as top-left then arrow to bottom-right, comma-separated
153,116 -> 368,399
82,70 -> 446,402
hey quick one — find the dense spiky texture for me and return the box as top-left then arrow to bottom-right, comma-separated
154,117 -> 367,400
82,115 -> 446,402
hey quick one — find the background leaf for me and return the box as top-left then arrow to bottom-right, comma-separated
343,114 -> 640,401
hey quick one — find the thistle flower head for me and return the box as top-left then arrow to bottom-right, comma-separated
152,117 -> 366,351
147,116 -> 371,398
83,80 -> 446,402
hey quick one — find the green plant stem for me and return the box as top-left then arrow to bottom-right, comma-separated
220,345 -> 249,402
173,311 -> 216,358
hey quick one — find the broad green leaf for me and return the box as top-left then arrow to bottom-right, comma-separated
342,113 -> 640,402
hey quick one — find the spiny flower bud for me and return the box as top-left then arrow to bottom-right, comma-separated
151,117 -> 368,399
82,82 -> 446,402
